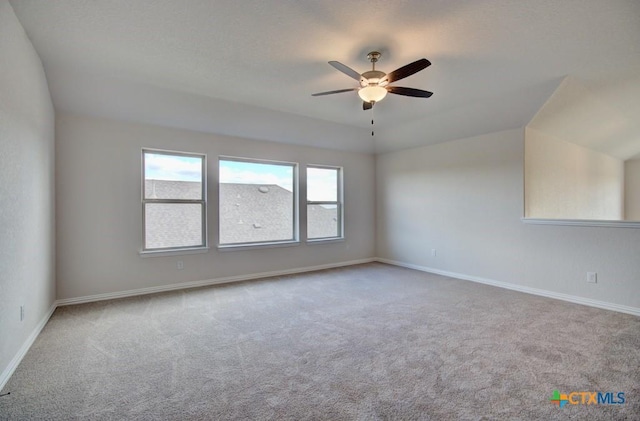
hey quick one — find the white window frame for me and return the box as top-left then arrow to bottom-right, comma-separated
218,156 -> 299,249
141,148 -> 207,254
306,165 -> 344,242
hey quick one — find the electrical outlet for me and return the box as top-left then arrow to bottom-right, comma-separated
431,249 -> 437,257
177,260 -> 184,270
20,305 -> 24,321
587,272 -> 597,283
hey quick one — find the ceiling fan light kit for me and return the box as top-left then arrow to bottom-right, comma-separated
358,86 -> 387,103
312,51 -> 433,110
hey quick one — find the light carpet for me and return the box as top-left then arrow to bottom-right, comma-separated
1,263 -> 639,420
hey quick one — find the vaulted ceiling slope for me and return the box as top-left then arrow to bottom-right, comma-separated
528,71 -> 640,161
9,0 -> 640,154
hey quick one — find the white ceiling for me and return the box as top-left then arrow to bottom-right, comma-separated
9,0 -> 640,154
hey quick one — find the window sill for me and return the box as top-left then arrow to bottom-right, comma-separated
521,218 -> 640,229
307,237 -> 345,244
139,247 -> 209,258
218,240 -> 300,251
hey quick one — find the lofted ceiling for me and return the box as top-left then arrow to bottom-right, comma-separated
528,70 -> 640,161
9,0 -> 640,154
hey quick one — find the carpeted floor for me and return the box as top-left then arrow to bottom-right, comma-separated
1,263 -> 639,420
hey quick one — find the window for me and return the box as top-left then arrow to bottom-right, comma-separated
219,157 -> 297,246
142,149 -> 206,252
307,166 -> 343,240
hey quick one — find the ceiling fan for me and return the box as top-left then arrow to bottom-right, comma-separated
312,51 -> 433,110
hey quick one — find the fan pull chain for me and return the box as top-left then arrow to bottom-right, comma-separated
371,106 -> 375,136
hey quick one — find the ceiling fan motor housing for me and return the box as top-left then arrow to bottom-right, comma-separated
360,70 -> 386,87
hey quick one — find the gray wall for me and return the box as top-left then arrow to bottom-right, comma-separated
55,112 -> 376,299
625,159 -> 640,220
0,0 -> 55,382
376,128 -> 640,310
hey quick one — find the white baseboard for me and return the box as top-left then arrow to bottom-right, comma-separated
1,258 -> 375,390
376,257 -> 640,317
6,256 -> 634,393
56,258 -> 376,306
0,302 -> 57,391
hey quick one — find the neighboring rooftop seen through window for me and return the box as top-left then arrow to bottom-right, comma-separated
307,166 -> 343,240
219,158 -> 297,246
142,150 -> 206,252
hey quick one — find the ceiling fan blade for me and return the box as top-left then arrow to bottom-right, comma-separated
363,101 -> 373,110
387,86 -> 433,98
311,88 -> 357,96
380,58 -> 431,84
329,61 -> 362,81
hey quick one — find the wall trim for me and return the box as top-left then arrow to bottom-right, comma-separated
521,217 -> 640,229
376,258 -> 640,317
6,256 -> 636,392
2,258 -> 375,390
56,258 -> 376,306
0,303 -> 57,391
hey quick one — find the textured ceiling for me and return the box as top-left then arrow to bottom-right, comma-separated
9,0 -> 640,153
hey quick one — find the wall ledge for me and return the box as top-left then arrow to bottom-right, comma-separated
521,217 -> 640,229
376,257 -> 640,317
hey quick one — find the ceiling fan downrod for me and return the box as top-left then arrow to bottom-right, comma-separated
367,51 -> 381,71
